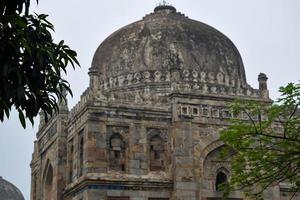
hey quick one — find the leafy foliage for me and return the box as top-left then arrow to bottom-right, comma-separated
221,82 -> 300,199
0,0 -> 79,128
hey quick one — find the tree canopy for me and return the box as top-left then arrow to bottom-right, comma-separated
0,0 -> 79,128
221,82 -> 300,199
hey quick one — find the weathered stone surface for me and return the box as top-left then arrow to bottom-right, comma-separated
91,6 -> 247,88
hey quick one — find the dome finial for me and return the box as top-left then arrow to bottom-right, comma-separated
159,0 -> 170,6
154,1 -> 176,13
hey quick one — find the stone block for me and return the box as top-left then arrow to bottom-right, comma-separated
129,168 -> 145,175
175,182 -> 198,191
140,162 -> 148,170
129,159 -> 140,169
134,153 -> 147,161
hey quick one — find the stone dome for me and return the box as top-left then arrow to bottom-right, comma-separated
0,176 -> 24,200
91,5 -> 247,89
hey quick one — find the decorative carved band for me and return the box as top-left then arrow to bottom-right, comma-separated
178,104 -> 260,120
98,69 -> 259,95
95,70 -> 260,103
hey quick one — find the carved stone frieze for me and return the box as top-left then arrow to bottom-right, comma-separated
96,69 -> 261,102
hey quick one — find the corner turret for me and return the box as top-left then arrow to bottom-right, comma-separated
258,73 -> 269,99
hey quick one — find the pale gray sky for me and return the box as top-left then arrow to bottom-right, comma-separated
0,0 -> 299,199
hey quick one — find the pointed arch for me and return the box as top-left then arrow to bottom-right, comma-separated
79,136 -> 84,176
43,160 -> 53,200
200,140 -> 226,176
216,171 -> 228,191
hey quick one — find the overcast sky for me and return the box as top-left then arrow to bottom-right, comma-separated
0,0 -> 299,199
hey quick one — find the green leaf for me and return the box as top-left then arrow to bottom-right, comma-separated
18,109 -> 26,129
0,2 -> 79,129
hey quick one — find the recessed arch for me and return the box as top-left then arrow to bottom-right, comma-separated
200,139 -> 237,197
200,140 -> 226,176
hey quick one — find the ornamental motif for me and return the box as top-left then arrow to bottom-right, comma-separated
178,104 -> 259,120
96,69 -> 260,99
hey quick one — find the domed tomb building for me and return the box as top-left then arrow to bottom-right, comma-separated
0,176 -> 25,200
30,5 -> 292,200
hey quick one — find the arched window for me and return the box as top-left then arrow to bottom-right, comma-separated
44,163 -> 53,200
68,144 -> 74,183
109,134 -> 125,171
79,137 -> 84,176
216,171 -> 228,191
150,135 -> 165,171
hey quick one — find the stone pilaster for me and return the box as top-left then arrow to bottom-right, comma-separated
171,119 -> 197,200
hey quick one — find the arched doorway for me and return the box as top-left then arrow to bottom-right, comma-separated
44,162 -> 53,200
215,171 -> 228,191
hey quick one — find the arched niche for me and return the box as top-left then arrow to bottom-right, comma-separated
200,140 -> 225,176
201,142 -> 243,199
201,143 -> 233,191
149,135 -> 165,171
215,169 -> 229,191
108,133 -> 126,171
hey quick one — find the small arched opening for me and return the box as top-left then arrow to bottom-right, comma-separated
215,171 -> 228,191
